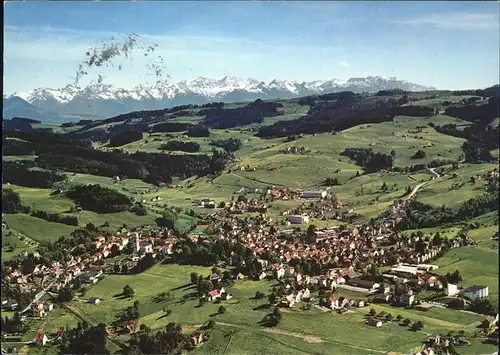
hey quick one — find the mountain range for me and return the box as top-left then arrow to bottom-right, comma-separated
4,76 -> 435,123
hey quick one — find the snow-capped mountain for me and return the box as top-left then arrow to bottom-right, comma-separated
6,76 -> 434,120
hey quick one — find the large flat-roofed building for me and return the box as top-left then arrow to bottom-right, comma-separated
287,215 -> 310,224
390,265 -> 419,276
463,285 -> 489,299
300,190 -> 327,199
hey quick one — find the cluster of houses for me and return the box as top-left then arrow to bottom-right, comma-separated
278,146 -> 310,155
203,272 -> 233,302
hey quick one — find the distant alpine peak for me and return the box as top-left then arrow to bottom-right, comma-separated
8,75 -> 434,106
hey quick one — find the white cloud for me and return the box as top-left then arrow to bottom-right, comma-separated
398,12 -> 499,30
339,61 -> 350,67
3,25 -> 347,93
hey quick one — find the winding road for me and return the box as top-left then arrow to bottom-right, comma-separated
407,182 -> 426,200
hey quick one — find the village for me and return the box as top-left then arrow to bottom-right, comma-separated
1,181 -> 499,354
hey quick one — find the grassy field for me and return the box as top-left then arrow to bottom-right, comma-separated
418,163 -> 498,208
2,214 -> 77,243
2,155 -> 38,162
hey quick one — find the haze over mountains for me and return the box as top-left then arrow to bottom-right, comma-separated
4,75 -> 435,122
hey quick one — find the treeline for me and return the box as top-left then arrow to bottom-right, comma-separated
4,131 -> 231,185
209,138 -> 242,152
186,125 -> 210,137
66,184 -> 132,213
341,148 -> 393,173
376,89 -> 407,96
258,95 -> 435,138
2,117 -> 45,133
445,97 -> 499,125
151,122 -> 193,133
160,140 -> 200,153
201,100 -> 284,129
30,210 -> 79,226
109,130 -> 143,147
123,322 -> 192,354
172,237 -> 264,277
2,137 -> 35,155
3,162 -> 65,188
396,193 -> 499,230
72,102 -> 224,133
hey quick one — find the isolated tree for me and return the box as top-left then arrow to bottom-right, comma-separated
190,272 -> 199,285
218,306 -> 226,314
133,300 -> 140,310
123,285 -> 135,298
122,264 -> 129,274
369,308 -> 377,317
390,150 -> 396,158
268,293 -> 277,305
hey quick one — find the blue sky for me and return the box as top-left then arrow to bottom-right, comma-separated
4,1 -> 499,93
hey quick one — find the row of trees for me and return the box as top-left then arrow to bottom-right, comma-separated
201,100 -> 284,129
160,140 -> 201,153
30,209 -> 79,226
341,148 -> 394,173
109,130 -> 143,147
209,138 -> 242,152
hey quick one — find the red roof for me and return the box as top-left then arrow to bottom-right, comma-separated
208,290 -> 220,297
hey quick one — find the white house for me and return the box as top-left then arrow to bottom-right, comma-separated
463,285 -> 489,299
287,215 -> 310,224
274,267 -> 286,279
444,283 -> 459,297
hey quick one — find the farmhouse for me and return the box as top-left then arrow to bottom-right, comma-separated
207,287 -> 226,302
88,297 -> 101,305
366,319 -> 383,327
463,285 -> 489,299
